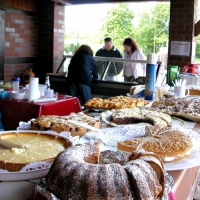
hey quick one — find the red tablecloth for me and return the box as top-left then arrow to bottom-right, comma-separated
0,95 -> 82,130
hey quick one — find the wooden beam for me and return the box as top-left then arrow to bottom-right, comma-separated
195,20 -> 200,37
63,0 -> 169,4
0,9 -> 4,80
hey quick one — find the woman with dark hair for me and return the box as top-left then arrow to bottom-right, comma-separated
123,37 -> 146,82
67,45 -> 98,105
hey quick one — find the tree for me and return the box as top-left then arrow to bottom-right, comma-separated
196,35 -> 200,58
134,3 -> 170,55
100,3 -> 134,52
64,43 -> 80,54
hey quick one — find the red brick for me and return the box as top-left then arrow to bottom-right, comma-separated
178,8 -> 194,14
183,57 -> 192,62
5,12 -> 11,18
11,13 -> 22,19
10,23 -> 21,29
184,35 -> 193,40
4,51 -> 20,56
15,64 -> 24,68
177,29 -> 193,35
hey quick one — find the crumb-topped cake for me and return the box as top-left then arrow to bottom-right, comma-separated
151,97 -> 200,122
84,96 -> 149,110
118,126 -> 193,163
31,113 -> 100,136
108,107 -> 171,126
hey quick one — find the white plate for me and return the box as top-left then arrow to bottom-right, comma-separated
80,127 -> 200,171
0,168 -> 50,181
0,130 -> 74,181
101,110 -> 186,128
165,130 -> 200,171
79,124 -> 147,151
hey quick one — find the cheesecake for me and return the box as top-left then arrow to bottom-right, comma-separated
0,131 -> 72,171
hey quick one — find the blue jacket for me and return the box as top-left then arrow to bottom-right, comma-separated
67,53 -> 98,87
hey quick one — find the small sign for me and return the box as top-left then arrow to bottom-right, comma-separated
170,41 -> 190,56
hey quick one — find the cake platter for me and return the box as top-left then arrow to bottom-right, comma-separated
0,130 -> 74,181
101,110 -> 187,128
165,129 -> 200,171
0,166 -> 50,181
80,126 -> 200,171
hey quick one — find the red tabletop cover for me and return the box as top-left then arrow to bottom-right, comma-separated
0,95 -> 82,130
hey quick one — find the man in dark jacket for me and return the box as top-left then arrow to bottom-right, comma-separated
95,37 -> 123,81
67,45 -> 98,105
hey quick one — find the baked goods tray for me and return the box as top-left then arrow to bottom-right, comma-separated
80,127 -> 200,171
84,105 -> 109,112
31,171 -> 174,200
0,130 -> 80,181
149,97 -> 200,122
101,110 -> 187,128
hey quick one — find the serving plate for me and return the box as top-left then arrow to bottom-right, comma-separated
0,130 -> 75,181
0,167 -> 50,181
80,126 -> 200,171
150,97 -> 200,122
165,130 -> 200,171
101,110 -> 186,128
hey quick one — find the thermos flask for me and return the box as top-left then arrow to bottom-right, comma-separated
145,53 -> 157,100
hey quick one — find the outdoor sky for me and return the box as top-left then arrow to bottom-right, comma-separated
65,2 -> 157,33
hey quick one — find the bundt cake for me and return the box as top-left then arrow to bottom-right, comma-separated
45,142 -> 165,200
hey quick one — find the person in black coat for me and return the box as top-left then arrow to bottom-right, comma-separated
95,37 -> 123,80
67,45 -> 98,105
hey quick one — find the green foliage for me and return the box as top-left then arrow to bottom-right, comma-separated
64,43 -> 80,54
134,3 -> 170,55
196,35 -> 200,58
100,3 -> 134,52
64,3 -> 170,57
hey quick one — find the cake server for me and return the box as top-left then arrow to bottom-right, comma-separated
67,120 -> 117,147
145,126 -> 153,137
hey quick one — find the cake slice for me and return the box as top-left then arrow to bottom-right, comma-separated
141,109 -> 171,126
139,156 -> 165,196
129,159 -> 162,199
124,161 -> 155,200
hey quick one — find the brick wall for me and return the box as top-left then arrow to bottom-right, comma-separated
37,1 -> 65,83
168,0 -> 197,70
53,3 -> 65,73
4,10 -> 38,82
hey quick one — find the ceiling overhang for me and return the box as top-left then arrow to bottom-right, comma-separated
52,0 -> 169,5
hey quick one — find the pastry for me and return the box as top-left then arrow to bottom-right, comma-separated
109,107 -> 171,126
118,126 -> 193,163
84,95 -> 148,110
31,112 -> 100,136
151,97 -> 200,122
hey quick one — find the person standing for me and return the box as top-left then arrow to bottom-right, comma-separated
95,37 -> 123,80
67,45 -> 98,105
123,37 -> 146,82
